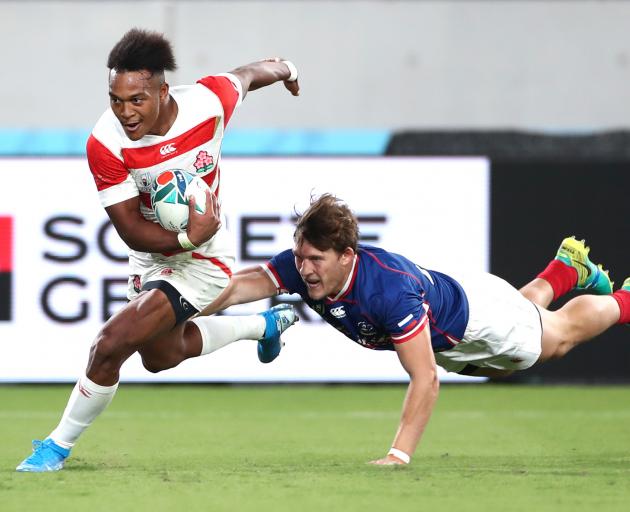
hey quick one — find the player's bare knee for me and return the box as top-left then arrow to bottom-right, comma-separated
430,373 -> 440,397
545,337 -> 574,360
91,330 -> 120,361
555,340 -> 575,359
87,338 -> 127,378
140,357 -> 167,374
91,324 -> 138,363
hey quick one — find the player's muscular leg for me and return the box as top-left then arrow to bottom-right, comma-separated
138,321 -> 202,373
519,278 -> 554,308
537,295 -> 620,362
86,290 -> 176,386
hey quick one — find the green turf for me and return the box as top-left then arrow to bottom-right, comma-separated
2,385 -> 630,512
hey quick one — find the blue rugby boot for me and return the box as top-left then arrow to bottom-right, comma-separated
258,304 -> 298,363
16,439 -> 71,472
555,236 -> 613,294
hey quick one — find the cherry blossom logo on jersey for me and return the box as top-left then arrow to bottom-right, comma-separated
193,150 -> 214,173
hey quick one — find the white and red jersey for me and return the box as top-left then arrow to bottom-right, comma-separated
86,73 -> 242,274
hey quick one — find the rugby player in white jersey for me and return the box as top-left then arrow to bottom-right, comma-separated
17,28 -> 299,472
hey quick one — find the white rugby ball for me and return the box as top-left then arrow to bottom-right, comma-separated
150,169 -> 209,232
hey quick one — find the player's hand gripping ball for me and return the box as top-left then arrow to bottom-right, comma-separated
150,169 -> 209,232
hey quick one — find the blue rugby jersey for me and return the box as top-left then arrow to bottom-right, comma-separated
262,245 -> 469,352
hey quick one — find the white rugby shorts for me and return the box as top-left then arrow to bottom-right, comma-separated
126,227 -> 235,311
434,272 -> 543,373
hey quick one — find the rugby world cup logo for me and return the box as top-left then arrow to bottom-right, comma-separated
0,216 -> 13,321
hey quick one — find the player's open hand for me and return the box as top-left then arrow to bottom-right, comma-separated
368,454 -> 408,466
186,189 -> 221,246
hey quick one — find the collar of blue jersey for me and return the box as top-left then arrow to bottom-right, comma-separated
326,253 -> 359,302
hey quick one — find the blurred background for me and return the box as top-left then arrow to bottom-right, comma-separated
1,0 -> 629,383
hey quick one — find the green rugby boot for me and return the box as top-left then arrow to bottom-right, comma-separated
555,236 -> 613,294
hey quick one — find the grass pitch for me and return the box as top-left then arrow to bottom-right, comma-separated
1,384 -> 630,512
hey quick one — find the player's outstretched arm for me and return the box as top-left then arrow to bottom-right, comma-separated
230,58 -> 299,98
370,327 -> 439,466
199,266 -> 279,317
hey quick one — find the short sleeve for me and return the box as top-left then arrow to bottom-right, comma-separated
382,289 -> 429,344
197,74 -> 242,126
262,249 -> 302,294
86,135 -> 138,207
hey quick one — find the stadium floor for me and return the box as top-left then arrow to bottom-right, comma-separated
2,384 -> 629,512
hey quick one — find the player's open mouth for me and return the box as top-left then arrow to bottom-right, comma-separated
125,121 -> 141,133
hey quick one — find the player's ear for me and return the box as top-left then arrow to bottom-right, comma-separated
339,247 -> 355,265
159,81 -> 169,102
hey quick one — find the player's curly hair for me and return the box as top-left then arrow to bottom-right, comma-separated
294,194 -> 359,253
107,28 -> 177,73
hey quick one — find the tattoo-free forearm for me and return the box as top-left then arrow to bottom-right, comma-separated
232,61 -> 292,92
391,372 -> 440,457
199,268 -> 278,317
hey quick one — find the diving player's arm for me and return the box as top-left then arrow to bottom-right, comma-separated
370,325 -> 440,465
199,265 -> 279,317
230,58 -> 299,98
106,189 -> 221,252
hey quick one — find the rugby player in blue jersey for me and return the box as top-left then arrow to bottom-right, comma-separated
202,193 -> 630,466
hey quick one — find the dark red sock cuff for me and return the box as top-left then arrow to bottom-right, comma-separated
537,260 -> 578,301
612,290 -> 630,324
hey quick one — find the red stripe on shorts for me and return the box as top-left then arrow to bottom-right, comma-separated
191,253 -> 233,277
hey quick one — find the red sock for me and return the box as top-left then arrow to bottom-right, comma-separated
536,260 -> 578,300
612,290 -> 630,324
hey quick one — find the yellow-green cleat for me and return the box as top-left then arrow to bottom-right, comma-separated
620,277 -> 630,292
555,236 -> 613,294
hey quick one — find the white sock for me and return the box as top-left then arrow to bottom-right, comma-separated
48,375 -> 119,449
191,315 -> 266,356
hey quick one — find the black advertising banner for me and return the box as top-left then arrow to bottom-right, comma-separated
491,161 -> 630,382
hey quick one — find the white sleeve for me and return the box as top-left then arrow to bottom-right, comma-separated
98,174 -> 139,208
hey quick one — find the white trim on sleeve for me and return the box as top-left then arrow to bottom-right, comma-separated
98,175 -> 139,208
260,263 -> 280,289
216,72 -> 243,108
391,316 -> 429,343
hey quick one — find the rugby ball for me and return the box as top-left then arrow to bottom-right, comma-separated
150,169 -> 209,232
